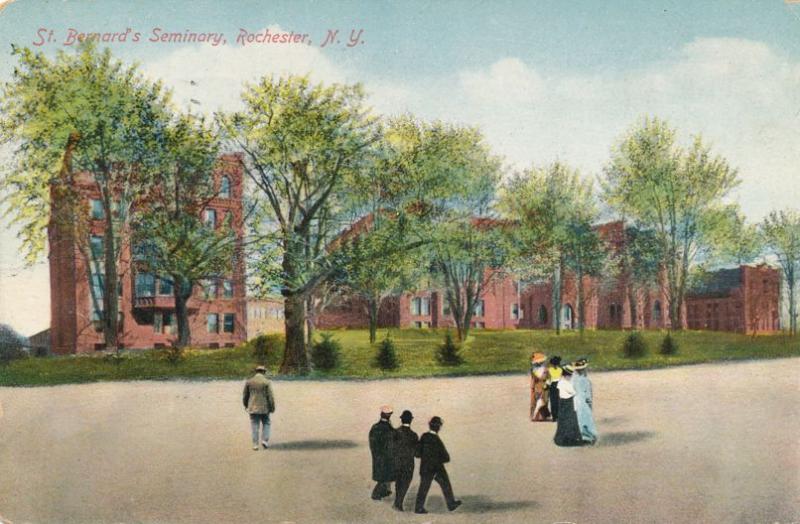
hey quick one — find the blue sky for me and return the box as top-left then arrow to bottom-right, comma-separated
1,0 -> 800,335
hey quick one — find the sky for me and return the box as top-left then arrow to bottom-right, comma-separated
1,0 -> 799,335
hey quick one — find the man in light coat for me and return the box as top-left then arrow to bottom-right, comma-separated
243,365 -> 276,450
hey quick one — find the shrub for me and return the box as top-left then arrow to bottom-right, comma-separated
436,331 -> 464,366
160,346 -> 185,365
659,332 -> 679,355
312,332 -> 341,371
374,334 -> 399,371
251,334 -> 284,366
622,331 -> 648,358
0,324 -> 28,364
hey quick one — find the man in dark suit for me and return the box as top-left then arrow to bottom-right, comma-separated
392,410 -> 419,511
368,405 -> 395,500
414,416 -> 462,514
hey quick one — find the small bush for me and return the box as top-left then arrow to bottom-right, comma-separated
0,343 -> 27,364
436,331 -> 464,366
374,334 -> 399,370
251,334 -> 284,366
160,346 -> 185,365
312,332 -> 341,371
659,332 -> 678,355
622,331 -> 648,358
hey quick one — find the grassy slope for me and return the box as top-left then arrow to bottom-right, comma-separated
1,328 -> 798,386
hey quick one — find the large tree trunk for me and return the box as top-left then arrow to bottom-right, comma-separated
788,270 -> 797,336
576,268 -> 585,337
173,276 -> 192,348
552,257 -> 563,334
627,285 -> 639,331
102,225 -> 119,351
306,296 -> 315,348
281,292 -> 309,374
368,297 -> 378,344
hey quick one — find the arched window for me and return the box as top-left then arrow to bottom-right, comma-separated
220,176 -> 231,198
653,300 -> 662,321
561,304 -> 574,329
538,305 -> 548,325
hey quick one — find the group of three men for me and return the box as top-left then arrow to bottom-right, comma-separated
369,406 -> 462,514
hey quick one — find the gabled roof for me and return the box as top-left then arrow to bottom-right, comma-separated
688,267 -> 742,298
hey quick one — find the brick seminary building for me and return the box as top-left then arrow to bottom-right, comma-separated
317,221 -> 782,334
48,154 -> 246,354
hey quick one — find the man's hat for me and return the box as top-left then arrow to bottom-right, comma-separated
400,410 -> 414,423
380,405 -> 394,415
429,416 -> 443,427
531,352 -> 547,364
572,358 -> 588,370
255,365 -> 267,372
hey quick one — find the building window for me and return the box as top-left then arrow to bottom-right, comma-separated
90,199 -> 104,220
204,280 -> 218,300
474,299 -> 485,318
411,297 -> 421,316
223,280 -> 234,299
154,312 -> 163,333
511,303 -> 520,320
164,312 -> 175,334
442,300 -> 451,316
220,176 -> 231,198
414,321 -> 423,328
421,297 -> 430,315
653,300 -> 662,321
207,313 -> 219,333
538,305 -> 548,325
223,313 -> 235,333
203,208 -> 217,228
158,278 -> 173,296
135,273 -> 156,297
89,236 -> 104,261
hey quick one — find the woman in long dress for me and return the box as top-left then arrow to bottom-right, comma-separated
553,365 -> 584,446
529,352 -> 550,421
572,358 -> 598,444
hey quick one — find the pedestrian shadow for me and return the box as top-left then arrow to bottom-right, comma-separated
596,431 -> 655,447
597,416 -> 627,426
417,495 -> 538,514
269,439 -> 359,451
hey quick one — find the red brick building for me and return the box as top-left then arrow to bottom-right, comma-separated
685,264 -> 781,334
316,221 -> 781,333
48,154 -> 247,354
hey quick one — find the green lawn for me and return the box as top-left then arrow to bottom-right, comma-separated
1,328 -> 798,386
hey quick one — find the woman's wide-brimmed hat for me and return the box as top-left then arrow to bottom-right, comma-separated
531,352 -> 547,364
572,358 -> 588,370
561,364 -> 575,376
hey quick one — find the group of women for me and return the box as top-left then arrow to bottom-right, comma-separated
530,352 -> 598,446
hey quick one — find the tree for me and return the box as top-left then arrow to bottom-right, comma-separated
222,76 -> 379,374
1,42 -> 170,351
563,220 -> 606,335
713,207 -> 764,266
603,117 -> 740,330
500,162 -> 597,334
131,113 -> 237,348
761,210 -> 800,336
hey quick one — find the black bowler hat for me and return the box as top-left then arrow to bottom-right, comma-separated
400,410 -> 413,423
429,416 -> 443,428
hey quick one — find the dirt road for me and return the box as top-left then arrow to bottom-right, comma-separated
1,358 -> 798,523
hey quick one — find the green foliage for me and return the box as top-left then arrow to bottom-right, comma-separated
761,209 -> 800,336
311,333 -> 341,371
373,334 -> 399,371
0,324 -> 28,364
436,331 -> 464,366
622,331 -> 648,358
659,332 -> 679,355
250,334 -> 284,366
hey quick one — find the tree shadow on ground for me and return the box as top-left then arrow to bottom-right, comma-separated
269,439 -> 358,450
417,495 -> 538,514
597,431 -> 655,447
